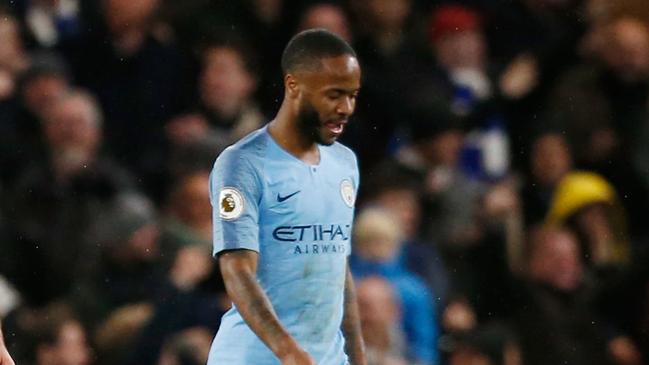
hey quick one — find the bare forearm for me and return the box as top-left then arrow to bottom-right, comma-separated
223,265 -> 297,358
342,268 -> 366,365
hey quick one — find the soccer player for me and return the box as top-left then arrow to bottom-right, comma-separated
0,321 -> 15,365
207,29 -> 366,365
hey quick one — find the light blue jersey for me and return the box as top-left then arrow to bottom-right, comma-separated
207,125 -> 359,365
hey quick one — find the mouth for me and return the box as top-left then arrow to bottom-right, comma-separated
324,120 -> 347,136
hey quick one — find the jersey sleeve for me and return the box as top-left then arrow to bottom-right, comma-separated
209,148 -> 262,256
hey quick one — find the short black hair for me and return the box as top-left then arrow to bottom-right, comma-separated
281,28 -> 356,75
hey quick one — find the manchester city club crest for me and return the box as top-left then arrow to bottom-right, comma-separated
219,187 -> 244,220
340,179 -> 355,208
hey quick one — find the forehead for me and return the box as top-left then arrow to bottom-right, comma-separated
205,47 -> 242,65
297,55 -> 361,89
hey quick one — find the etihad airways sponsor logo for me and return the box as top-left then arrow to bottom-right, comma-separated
292,243 -> 346,255
272,224 -> 351,242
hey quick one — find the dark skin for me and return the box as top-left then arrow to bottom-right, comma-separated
219,54 -> 365,365
341,264 -> 366,365
269,54 -> 361,163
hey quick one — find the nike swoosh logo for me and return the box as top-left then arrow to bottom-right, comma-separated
277,190 -> 301,202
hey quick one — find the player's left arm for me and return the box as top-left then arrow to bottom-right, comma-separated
341,263 -> 366,365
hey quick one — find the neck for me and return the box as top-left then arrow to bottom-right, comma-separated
268,99 -> 320,164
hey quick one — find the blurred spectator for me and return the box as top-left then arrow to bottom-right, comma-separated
20,52 -> 70,121
71,192 -> 162,327
67,0 -> 189,201
5,89 -> 133,305
6,301 -> 92,365
344,0 -> 420,171
395,106 -> 482,248
484,0 -> 586,162
73,191 -> 218,365
545,16 -> 649,234
514,226 -> 641,365
125,213 -> 222,365
157,0 -> 238,53
598,247 -> 649,364
487,0 -> 586,96
124,265 -> 223,365
160,171 -> 212,263
240,0 -> 290,115
363,164 -> 451,311
156,327 -> 213,365
351,207 -> 438,365
298,2 -> 352,43
165,39 -> 263,178
159,170 -> 224,296
0,10 -> 28,101
546,171 -> 630,268
521,130 -> 574,226
9,0 -> 85,49
429,5 -> 491,106
93,302 -> 154,365
356,276 -> 409,365
426,5 -> 514,182
0,10 -> 30,184
443,323 -> 520,365
396,103 -> 522,321
1,51 -> 70,185
42,90 -> 102,180
358,0 -> 412,55
196,40 -> 263,140
34,308 -> 92,365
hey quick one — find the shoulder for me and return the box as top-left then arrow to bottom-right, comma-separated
210,128 -> 269,194
214,127 -> 268,169
326,141 -> 358,169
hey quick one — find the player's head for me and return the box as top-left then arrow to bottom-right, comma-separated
281,28 -> 361,146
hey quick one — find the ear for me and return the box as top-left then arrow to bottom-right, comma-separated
284,74 -> 300,99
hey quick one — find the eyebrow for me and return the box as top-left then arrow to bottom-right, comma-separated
326,87 -> 360,94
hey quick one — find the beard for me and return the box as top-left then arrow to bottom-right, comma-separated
296,100 -> 332,146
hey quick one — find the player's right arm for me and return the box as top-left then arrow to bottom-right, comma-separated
219,250 -> 315,365
210,147 -> 315,365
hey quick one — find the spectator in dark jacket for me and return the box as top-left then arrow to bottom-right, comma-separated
514,226 -> 641,365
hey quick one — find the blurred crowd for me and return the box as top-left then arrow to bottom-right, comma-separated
1,0 -> 649,364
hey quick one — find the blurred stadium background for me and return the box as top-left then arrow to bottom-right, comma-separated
0,0 -> 649,364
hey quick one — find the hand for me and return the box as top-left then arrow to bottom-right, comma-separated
499,53 -> 538,100
280,348 -> 317,365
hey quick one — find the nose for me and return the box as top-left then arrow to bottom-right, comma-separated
336,96 -> 354,116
